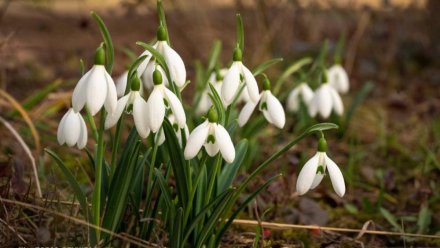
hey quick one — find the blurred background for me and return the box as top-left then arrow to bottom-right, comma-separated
1,0 -> 440,247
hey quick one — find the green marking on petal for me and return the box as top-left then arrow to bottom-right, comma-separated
207,134 -> 215,144
316,165 -> 325,175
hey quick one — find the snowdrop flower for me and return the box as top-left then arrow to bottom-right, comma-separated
308,72 -> 344,119
57,108 -> 88,149
196,69 -> 227,115
238,77 -> 285,129
72,46 -> 118,116
184,108 -> 235,163
137,26 -> 186,88
146,69 -> 186,133
115,70 -> 129,98
155,114 -> 189,146
286,83 -> 314,112
221,47 -> 259,106
105,77 -> 150,138
327,64 -> 349,94
296,136 -> 345,197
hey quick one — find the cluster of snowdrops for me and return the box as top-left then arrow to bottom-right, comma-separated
52,3 -> 348,246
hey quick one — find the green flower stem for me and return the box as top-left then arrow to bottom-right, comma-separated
183,153 -> 208,227
85,109 -> 98,141
204,155 -> 222,207
110,115 -> 125,172
147,130 -> 161,195
91,109 -> 106,242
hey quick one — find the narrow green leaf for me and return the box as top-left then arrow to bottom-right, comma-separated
417,205 -> 432,234
379,207 -> 401,231
236,14 -> 244,52
344,82 -> 374,128
154,168 -> 174,210
207,40 -> 222,74
252,58 -> 283,76
208,82 -> 225,123
157,0 -> 170,45
217,140 -> 248,194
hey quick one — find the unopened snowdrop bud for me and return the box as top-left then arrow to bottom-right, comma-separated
238,76 -> 285,128
328,64 -> 349,94
296,135 -> 345,197
57,108 -> 88,149
286,83 -> 314,112
184,108 -> 235,163
105,76 -> 150,138
72,46 -> 118,116
146,69 -> 186,133
221,47 -> 259,106
308,71 -> 344,119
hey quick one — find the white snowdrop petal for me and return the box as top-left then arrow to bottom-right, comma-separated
184,121 -> 210,160
142,62 -> 155,90
316,85 -> 333,119
105,94 -> 129,129
136,49 -> 154,77
300,84 -> 314,105
214,124 -> 235,163
116,71 -> 128,98
287,88 -> 300,112
77,113 -> 88,149
57,109 -> 70,145
164,88 -> 186,128
163,44 -> 186,87
133,93 -> 150,139
147,88 -> 165,133
308,96 -> 318,117
63,111 -> 81,147
156,129 -> 166,146
86,66 -> 108,116
221,62 -> 241,106
104,71 -> 118,115
296,153 -> 320,195
310,153 -> 326,189
72,69 -> 91,112
329,88 -> 344,116
325,155 -> 346,197
238,100 -> 258,127
196,92 -> 211,115
266,92 -> 285,129
204,142 -> 219,157
241,65 -> 260,103
328,65 -> 349,93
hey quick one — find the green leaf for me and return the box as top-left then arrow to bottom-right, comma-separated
163,119 -> 189,207
236,14 -> 244,52
208,82 -> 225,123
101,134 -> 141,237
417,205 -> 432,234
154,168 -> 174,210
343,82 -> 374,129
273,57 -> 312,94
252,58 -> 283,76
379,207 -> 401,231
91,12 -> 114,73
207,40 -> 222,74
305,122 -> 339,134
157,0 -> 170,45
217,140 -> 248,194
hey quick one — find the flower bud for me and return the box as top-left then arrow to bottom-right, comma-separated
157,25 -> 168,41
262,76 -> 271,91
233,47 -> 242,62
207,107 -> 218,123
130,76 -> 141,91
94,46 -> 105,65
153,69 -> 163,85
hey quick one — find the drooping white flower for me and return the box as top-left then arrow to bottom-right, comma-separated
72,47 -> 118,116
137,26 -> 186,88
221,47 -> 259,106
155,114 -> 189,146
286,83 -> 314,112
146,69 -> 186,133
308,83 -> 343,119
57,108 -> 88,149
184,108 -> 235,163
296,137 -> 345,197
328,64 -> 349,94
105,77 -> 150,139
238,77 -> 285,129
